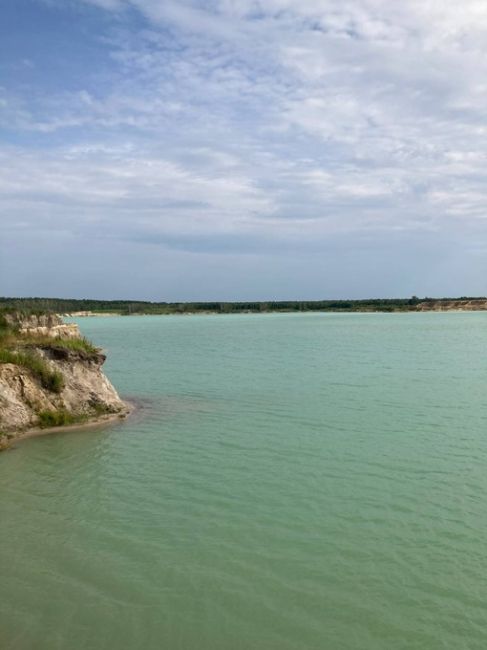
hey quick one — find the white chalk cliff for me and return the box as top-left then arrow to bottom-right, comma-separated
0,313 -> 127,441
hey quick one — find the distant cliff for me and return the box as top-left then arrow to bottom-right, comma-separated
416,299 -> 487,311
0,312 -> 128,448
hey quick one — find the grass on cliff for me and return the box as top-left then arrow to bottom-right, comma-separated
55,337 -> 98,355
37,409 -> 83,428
0,349 -> 64,393
21,335 -> 99,356
0,312 -> 101,394
37,403 -> 115,428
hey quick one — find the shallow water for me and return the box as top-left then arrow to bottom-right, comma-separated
2,312 -> 487,649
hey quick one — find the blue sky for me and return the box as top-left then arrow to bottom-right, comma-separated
2,0 -> 487,300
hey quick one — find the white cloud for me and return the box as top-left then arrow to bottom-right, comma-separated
3,0 -> 487,296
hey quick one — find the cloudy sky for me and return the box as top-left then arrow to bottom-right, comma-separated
2,0 -> 487,300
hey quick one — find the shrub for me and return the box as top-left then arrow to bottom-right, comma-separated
38,410 -> 79,428
90,402 -> 113,416
43,370 -> 64,393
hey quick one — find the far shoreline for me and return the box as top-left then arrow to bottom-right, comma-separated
64,308 -> 487,317
6,296 -> 487,318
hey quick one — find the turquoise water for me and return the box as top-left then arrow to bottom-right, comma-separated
2,312 -> 487,649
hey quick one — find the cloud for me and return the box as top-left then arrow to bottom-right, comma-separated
2,0 -> 487,297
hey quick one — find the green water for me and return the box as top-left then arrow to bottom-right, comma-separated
2,312 -> 487,650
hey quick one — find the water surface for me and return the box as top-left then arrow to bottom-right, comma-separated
1,312 -> 487,649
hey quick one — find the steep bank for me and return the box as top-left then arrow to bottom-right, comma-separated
0,312 -> 128,447
416,299 -> 487,311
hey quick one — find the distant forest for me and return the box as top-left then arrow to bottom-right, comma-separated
1,296 -> 486,315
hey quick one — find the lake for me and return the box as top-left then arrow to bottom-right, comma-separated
1,312 -> 487,649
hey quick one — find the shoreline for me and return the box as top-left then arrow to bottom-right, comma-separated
3,400 -> 134,449
65,308 -> 487,317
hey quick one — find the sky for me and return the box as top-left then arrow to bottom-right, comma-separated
2,0 -> 487,301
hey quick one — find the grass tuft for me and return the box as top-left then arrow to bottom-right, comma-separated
0,349 -> 64,393
38,409 -> 83,428
20,335 -> 99,356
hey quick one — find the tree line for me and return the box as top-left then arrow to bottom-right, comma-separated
2,295 -> 484,315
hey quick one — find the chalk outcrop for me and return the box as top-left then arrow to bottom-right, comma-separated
0,313 -> 128,442
416,299 -> 487,311
4,312 -> 80,340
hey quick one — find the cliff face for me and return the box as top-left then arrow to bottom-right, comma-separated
4,312 -> 80,339
0,314 -> 127,440
417,299 -> 487,311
